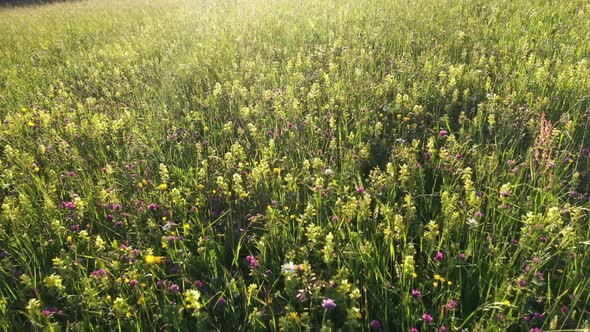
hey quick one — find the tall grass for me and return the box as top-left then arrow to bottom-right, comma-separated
1,0 -> 589,330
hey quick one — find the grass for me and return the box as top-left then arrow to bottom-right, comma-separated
1,0 -> 590,330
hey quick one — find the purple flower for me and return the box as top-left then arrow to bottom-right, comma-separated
438,130 -> 449,138
411,289 -> 422,298
218,297 -> 227,307
518,279 -> 527,287
40,309 -> 52,317
246,255 -> 260,268
523,314 -> 532,321
370,320 -> 382,329
474,211 -> 484,218
147,203 -> 159,210
91,269 -> 107,278
194,280 -> 204,288
560,305 -> 569,315
423,313 -> 433,324
357,186 -> 366,193
322,298 -> 336,310
533,312 -> 543,320
530,328 -> 542,332
169,284 -> 180,293
458,253 -> 466,260
61,201 -> 76,210
432,251 -> 444,262
445,299 -> 459,310
439,326 -> 447,332
410,328 -> 419,332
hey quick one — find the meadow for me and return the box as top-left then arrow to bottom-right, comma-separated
1,0 -> 590,330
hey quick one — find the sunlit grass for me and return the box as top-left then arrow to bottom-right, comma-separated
1,0 -> 589,330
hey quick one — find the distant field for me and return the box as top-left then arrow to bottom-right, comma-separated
1,0 -> 590,330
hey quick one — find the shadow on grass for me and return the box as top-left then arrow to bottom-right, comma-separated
0,0 -> 81,8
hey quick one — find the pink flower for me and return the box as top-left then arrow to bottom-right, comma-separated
423,313 -> 433,324
322,298 -> 336,310
432,251 -> 444,262
370,320 -> 382,329
246,255 -> 260,268
411,289 -> 422,298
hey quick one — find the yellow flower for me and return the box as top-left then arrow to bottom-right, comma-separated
433,281 -> 439,288
503,299 -> 511,306
447,280 -> 453,286
289,312 -> 301,324
27,121 -> 35,127
159,183 -> 168,191
145,254 -> 163,265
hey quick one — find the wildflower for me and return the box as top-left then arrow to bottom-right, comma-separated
530,328 -> 541,332
445,299 -> 459,310
432,251 -> 444,262
411,289 -> 421,298
524,314 -> 532,321
184,289 -> 202,311
43,274 -> 64,290
145,254 -> 163,265
159,183 -> 168,191
559,305 -> 569,315
533,312 -> 543,320
438,130 -> 449,138
296,289 -> 307,302
322,298 -> 336,310
518,279 -> 527,287
423,313 -> 433,324
113,297 -> 128,313
217,297 -> 227,307
281,262 -> 297,273
129,279 -> 138,287
61,201 -> 76,210
370,320 -> 382,329
410,328 -> 419,332
41,309 -> 53,317
194,280 -> 204,288
170,284 -> 180,293
439,326 -> 447,332
91,269 -> 107,278
246,255 -> 260,268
